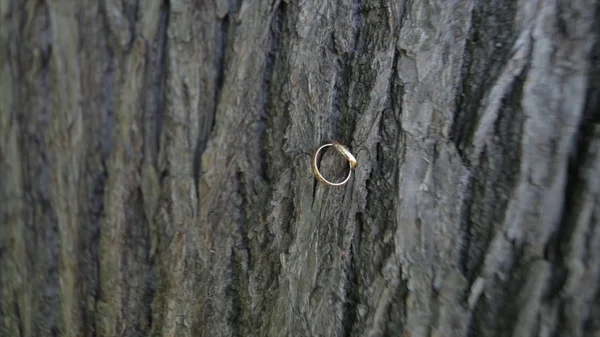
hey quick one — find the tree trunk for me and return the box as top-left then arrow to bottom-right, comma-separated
1,0 -> 599,336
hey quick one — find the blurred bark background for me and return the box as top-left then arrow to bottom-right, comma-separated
1,0 -> 599,336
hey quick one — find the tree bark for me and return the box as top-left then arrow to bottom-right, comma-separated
1,0 -> 599,336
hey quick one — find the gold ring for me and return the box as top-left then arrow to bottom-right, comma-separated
312,142 -> 358,186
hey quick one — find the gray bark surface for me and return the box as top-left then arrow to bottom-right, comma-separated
1,0 -> 599,336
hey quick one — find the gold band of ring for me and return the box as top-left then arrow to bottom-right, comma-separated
312,142 -> 358,186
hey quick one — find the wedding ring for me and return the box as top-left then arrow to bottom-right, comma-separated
312,142 -> 357,186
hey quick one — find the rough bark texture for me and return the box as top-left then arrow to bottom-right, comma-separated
1,0 -> 599,336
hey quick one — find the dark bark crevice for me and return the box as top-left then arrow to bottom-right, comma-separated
215,14 -> 229,108
383,273 -> 408,337
450,0 -> 520,163
583,211 -> 600,334
331,52 -> 349,143
16,2 -> 61,335
582,1 -> 600,126
465,309 -> 477,337
341,212 -> 362,337
77,4 -> 113,337
545,9 -> 600,332
353,94 -> 399,336
389,49 -> 401,121
124,0 -> 140,47
470,239 -> 525,337
264,5 -> 291,185
234,171 -> 251,261
153,0 -> 169,168
261,1 -> 285,185
458,60 -> 528,284
457,174 -> 474,280
496,244 -> 529,335
230,248 -> 244,337
552,0 -> 599,271
86,144 -> 108,337
339,0 -> 363,142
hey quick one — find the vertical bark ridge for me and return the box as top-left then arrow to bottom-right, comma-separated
191,0 -> 277,335
46,2 -> 86,336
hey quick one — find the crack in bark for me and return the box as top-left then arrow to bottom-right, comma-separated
450,0 -> 520,165
457,174 -> 474,280
154,0 -> 169,168
261,1 -> 285,185
546,12 -> 600,332
342,235 -> 360,337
